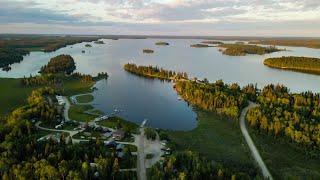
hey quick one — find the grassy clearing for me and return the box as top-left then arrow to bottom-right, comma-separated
76,94 -> 94,103
249,128 -> 320,179
98,116 -> 139,134
69,105 -> 99,122
0,78 -> 37,115
0,76 -> 94,116
167,109 -> 256,172
0,78 -> 31,115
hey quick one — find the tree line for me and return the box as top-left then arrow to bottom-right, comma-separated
246,84 -> 320,158
174,80 -> 257,119
264,56 -> 320,75
124,63 -> 188,80
148,151 -> 259,179
219,44 -> 281,56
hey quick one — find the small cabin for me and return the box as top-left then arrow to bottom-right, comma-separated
113,130 -> 125,141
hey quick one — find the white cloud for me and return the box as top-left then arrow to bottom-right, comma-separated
0,0 -> 319,36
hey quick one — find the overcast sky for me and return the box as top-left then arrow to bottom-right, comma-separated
0,0 -> 319,36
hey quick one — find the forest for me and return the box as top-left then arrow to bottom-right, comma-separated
0,35 -> 99,52
0,87 -> 134,179
148,151 -> 259,179
0,48 -> 29,70
264,56 -> 320,75
40,55 -> 76,74
219,44 -> 281,56
123,63 -> 188,80
249,39 -> 320,49
174,79 -> 255,119
246,84 -> 320,158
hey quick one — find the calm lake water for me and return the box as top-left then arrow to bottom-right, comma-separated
1,39 -> 320,130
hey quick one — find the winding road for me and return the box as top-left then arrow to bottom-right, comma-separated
240,102 -> 273,180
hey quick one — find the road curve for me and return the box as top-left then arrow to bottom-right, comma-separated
240,102 -> 273,180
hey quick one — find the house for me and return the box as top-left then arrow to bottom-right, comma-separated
104,140 -> 117,147
116,144 -> 124,151
112,130 -> 125,141
102,132 -> 112,138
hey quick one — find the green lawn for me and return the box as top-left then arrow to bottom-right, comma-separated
69,105 -> 99,122
98,116 -> 139,134
0,76 -> 94,116
249,128 -> 320,179
167,109 -> 257,173
76,94 -> 94,103
0,78 -> 37,115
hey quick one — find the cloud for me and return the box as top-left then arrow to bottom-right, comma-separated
0,0 -> 319,36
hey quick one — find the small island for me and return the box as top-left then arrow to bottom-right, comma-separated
40,54 -> 76,74
124,63 -> 188,80
201,41 -> 223,45
264,56 -> 320,75
94,40 -> 105,44
218,44 -> 281,56
155,41 -> 169,46
81,50 -> 85,53
143,49 -> 154,53
85,44 -> 92,47
190,44 -> 211,48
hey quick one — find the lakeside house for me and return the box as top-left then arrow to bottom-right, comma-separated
113,130 -> 125,140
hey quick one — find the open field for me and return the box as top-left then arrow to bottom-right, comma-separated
69,104 -> 98,122
249,128 -> 320,179
167,109 -> 257,174
98,116 -> 139,134
76,94 -> 94,103
0,76 -> 94,116
0,78 -> 37,115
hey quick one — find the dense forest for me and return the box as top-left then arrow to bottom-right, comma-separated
264,56 -> 320,75
219,44 -> 281,56
124,63 -> 188,80
0,87 -> 134,179
174,80 -> 254,119
0,35 -> 99,52
246,84 -> 320,158
149,151 -> 259,179
249,39 -> 320,49
0,48 -> 29,70
40,55 -> 76,74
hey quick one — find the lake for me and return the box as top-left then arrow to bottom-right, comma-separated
1,39 -> 320,130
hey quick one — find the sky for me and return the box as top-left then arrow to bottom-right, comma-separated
0,0 -> 319,37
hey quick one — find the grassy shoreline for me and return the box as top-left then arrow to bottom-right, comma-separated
167,109 -> 257,174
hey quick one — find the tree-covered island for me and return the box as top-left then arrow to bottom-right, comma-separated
264,56 -> 320,75
218,44 -> 281,56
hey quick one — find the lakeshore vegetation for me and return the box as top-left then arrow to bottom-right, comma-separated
250,39 -> 320,49
123,63 -> 188,80
264,56 -> 320,75
155,41 -> 169,45
219,44 -> 281,56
